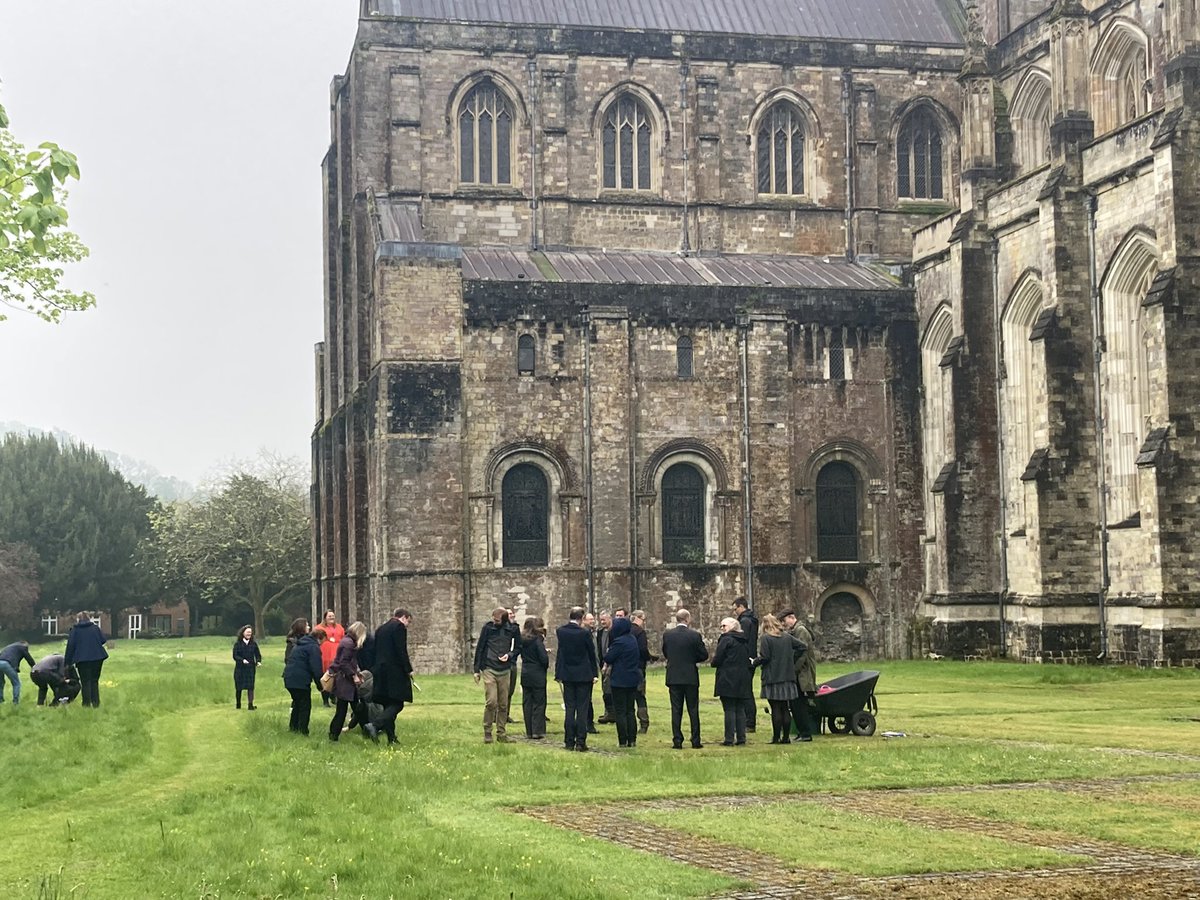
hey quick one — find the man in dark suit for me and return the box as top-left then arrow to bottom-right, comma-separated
554,606 -> 599,752
364,608 -> 414,744
661,608 -> 709,749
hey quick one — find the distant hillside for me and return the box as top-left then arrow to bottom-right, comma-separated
0,421 -> 195,501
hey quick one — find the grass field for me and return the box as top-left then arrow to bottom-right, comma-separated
2,637 -> 1198,898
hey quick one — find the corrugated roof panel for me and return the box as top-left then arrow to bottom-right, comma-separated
371,0 -> 963,45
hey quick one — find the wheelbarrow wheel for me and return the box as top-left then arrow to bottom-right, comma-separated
850,710 -> 876,737
827,715 -> 851,734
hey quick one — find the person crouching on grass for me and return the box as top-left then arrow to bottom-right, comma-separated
473,607 -> 518,743
327,621 -> 368,741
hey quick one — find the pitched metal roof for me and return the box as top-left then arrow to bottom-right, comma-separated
370,0 -> 965,45
461,247 -> 900,291
372,200 -> 901,291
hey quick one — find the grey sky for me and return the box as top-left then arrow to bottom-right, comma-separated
0,1 -> 358,483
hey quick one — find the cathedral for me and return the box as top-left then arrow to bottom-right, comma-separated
312,0 -> 1200,671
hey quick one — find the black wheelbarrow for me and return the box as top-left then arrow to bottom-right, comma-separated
812,669 -> 879,736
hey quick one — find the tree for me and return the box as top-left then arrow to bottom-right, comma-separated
0,99 -> 95,322
0,433 -> 158,626
0,541 -> 40,636
149,463 -> 310,637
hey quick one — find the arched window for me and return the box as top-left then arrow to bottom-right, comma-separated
1010,70 -> 1051,175
816,462 -> 858,562
756,102 -> 805,195
921,307 -> 955,489
517,334 -> 535,375
602,94 -> 653,190
661,463 -> 705,563
458,81 -> 514,185
677,335 -> 694,378
1092,22 -> 1152,134
1101,235 -> 1157,524
897,108 -> 944,200
502,464 -> 549,566
1002,278 -> 1046,527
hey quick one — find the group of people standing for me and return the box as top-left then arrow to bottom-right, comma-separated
269,608 -> 414,744
473,598 -> 818,751
0,613 -> 110,709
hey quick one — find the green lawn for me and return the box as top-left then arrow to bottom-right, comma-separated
2,639 -> 1198,898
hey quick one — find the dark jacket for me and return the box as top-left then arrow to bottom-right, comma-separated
631,623 -> 653,672
661,625 -> 709,686
603,617 -> 642,689
519,634 -> 550,688
31,654 -> 74,685
791,621 -> 818,693
759,632 -> 805,687
232,638 -> 262,667
372,617 -> 413,705
505,620 -> 522,671
736,609 -> 759,652
0,642 -> 36,671
554,621 -> 598,683
327,636 -> 361,702
64,621 -> 108,666
282,634 -> 323,690
284,635 -> 299,664
711,630 -> 753,699
473,620 -> 518,673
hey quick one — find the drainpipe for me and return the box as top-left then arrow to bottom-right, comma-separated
527,58 -> 539,251
842,69 -> 856,262
680,62 -> 691,254
460,344 -> 475,669
583,310 -> 596,613
628,319 -> 640,614
738,312 -> 755,608
991,238 -> 1009,657
1088,194 -> 1109,660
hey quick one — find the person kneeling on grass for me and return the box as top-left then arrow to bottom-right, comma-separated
282,619 -> 323,736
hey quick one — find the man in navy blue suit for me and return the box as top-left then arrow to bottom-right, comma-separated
554,606 -> 599,751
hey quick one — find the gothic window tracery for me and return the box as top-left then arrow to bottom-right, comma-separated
1101,235 -> 1157,524
458,80 -> 514,185
756,102 -> 806,195
602,94 -> 653,190
1001,278 -> 1046,528
1092,22 -> 1152,134
897,107 -> 944,200
1010,70 -> 1051,175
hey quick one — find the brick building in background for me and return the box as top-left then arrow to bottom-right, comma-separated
313,0 -> 1200,670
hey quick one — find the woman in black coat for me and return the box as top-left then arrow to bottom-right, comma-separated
232,625 -> 263,710
757,613 -> 806,744
64,612 -> 109,708
604,616 -> 644,748
519,617 -> 549,739
281,620 -> 323,735
711,617 -> 753,745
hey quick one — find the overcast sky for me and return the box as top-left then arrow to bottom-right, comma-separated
0,1 -> 359,483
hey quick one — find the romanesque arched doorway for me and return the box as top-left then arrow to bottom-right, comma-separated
820,591 -> 865,660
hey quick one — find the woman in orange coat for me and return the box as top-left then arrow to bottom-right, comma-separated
314,625 -> 337,707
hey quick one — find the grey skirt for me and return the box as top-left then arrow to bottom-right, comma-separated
761,680 -> 798,702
